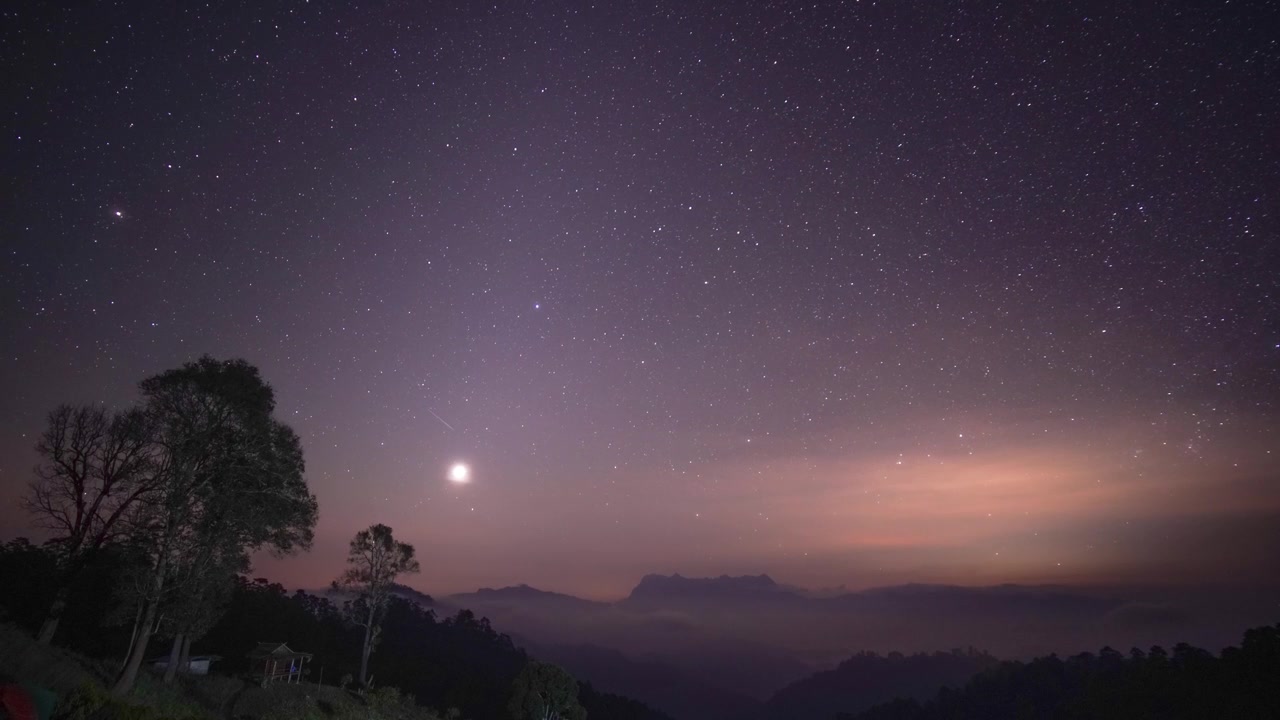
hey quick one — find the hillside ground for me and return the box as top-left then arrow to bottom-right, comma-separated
0,623 -> 443,720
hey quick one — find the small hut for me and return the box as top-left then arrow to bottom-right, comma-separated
247,642 -> 312,686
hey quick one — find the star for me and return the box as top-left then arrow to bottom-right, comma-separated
449,463 -> 470,484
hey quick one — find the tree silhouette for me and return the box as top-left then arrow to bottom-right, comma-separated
508,661 -> 587,720
336,523 -> 420,686
111,357 -> 318,695
24,404 -> 155,644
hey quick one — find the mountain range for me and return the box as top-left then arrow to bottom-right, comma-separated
312,573 -> 1280,717
321,574 -> 1278,720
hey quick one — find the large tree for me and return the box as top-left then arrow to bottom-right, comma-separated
336,523 -> 420,686
157,533 -> 247,683
24,404 -> 155,644
111,357 -> 318,695
508,661 -> 587,720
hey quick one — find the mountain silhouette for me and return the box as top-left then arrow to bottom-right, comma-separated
438,574 -> 1280,720
449,583 -> 608,613
744,648 -> 999,720
620,574 -> 812,615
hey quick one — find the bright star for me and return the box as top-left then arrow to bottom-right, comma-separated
448,462 -> 470,483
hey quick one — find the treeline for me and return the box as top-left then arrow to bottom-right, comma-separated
842,625 -> 1280,720
0,542 -> 671,720
206,576 -> 522,719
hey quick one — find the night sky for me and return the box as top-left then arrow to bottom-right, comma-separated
2,1 -> 1277,599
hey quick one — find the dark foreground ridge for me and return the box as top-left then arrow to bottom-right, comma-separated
843,623 -> 1280,720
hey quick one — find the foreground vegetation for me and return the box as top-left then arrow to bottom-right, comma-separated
0,539 -> 669,720
0,622 -> 443,720
843,623 -> 1280,720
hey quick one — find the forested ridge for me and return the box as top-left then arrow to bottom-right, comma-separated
843,624 -> 1280,720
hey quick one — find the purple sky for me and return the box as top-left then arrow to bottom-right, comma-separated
2,0 -> 1277,599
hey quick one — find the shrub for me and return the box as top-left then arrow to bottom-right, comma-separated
54,682 -> 208,720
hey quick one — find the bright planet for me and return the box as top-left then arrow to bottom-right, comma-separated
448,463 -> 470,484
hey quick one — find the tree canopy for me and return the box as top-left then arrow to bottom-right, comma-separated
337,523 -> 420,685
99,356 -> 318,695
508,661 -> 587,720
24,404 -> 155,643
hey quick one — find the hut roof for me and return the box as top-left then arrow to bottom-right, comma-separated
247,642 -> 313,660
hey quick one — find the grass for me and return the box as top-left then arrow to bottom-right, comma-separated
0,623 -> 108,692
0,624 -> 447,719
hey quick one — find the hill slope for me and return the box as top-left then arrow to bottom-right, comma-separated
748,649 -> 998,720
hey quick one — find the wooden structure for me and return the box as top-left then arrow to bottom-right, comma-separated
248,642 -> 312,686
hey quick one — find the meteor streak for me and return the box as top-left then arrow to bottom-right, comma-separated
428,408 -> 455,431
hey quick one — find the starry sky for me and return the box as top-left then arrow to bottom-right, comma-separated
2,0 -> 1277,600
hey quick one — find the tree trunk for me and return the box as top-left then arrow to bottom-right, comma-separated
359,602 -> 376,685
120,602 -> 144,673
113,594 -> 159,694
163,632 -> 183,683
359,624 -> 373,686
113,557 -> 167,695
179,635 -> 192,674
36,585 -> 70,645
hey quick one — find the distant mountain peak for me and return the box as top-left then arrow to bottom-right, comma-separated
628,573 -> 785,601
447,584 -> 607,611
474,583 -> 556,596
